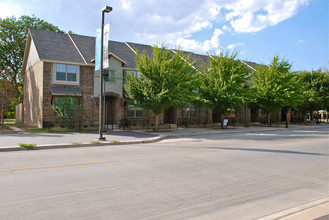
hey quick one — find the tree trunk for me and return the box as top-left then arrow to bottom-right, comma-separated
220,114 -> 224,129
1,103 -> 4,129
11,77 -> 21,97
155,114 -> 159,132
267,111 -> 272,126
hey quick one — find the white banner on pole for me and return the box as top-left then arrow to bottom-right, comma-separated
95,28 -> 101,71
103,23 -> 110,69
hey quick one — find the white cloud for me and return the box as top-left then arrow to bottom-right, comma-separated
175,28 -> 223,54
0,0 -> 309,56
176,38 -> 202,51
297,39 -> 305,44
226,0 -> 308,33
0,2 -> 24,18
110,0 -> 308,54
121,0 -> 131,9
222,25 -> 230,31
227,43 -> 245,50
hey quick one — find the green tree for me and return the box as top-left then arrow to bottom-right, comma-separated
0,80 -> 16,127
198,50 -> 250,128
251,56 -> 304,125
294,71 -> 315,122
313,69 -> 329,113
296,69 -> 329,122
123,45 -> 198,131
320,69 -> 329,118
0,15 -> 64,95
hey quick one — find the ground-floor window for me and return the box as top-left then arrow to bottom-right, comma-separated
183,104 -> 195,118
127,105 -> 143,118
52,96 -> 82,118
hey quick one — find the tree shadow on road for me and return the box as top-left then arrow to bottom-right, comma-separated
206,146 -> 328,156
189,128 -> 329,142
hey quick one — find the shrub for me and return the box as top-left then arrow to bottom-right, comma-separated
18,143 -> 36,149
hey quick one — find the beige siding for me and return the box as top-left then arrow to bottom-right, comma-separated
24,61 -> 43,127
94,56 -> 124,98
26,39 -> 40,70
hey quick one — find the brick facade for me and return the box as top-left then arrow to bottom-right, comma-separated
24,59 -> 286,128
41,63 -> 100,127
22,30 -> 295,129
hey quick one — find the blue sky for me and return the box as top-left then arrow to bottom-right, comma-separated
0,0 -> 328,71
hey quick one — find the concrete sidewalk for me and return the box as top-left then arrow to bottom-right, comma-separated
257,197 -> 329,220
0,123 -> 327,152
0,130 -> 160,151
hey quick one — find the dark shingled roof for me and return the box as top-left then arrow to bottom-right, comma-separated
69,34 -> 95,65
109,41 -> 136,69
30,29 -> 137,68
30,29 -> 84,64
126,42 -> 154,57
244,61 -> 259,71
29,29 -> 259,72
125,43 -> 211,71
187,52 -> 210,71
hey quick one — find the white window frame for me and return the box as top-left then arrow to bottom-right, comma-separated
52,63 -> 80,85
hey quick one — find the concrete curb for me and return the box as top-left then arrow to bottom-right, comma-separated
0,124 -> 327,152
0,136 -> 166,152
256,197 -> 329,220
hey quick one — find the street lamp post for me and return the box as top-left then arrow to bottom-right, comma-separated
286,111 -> 289,128
99,6 -> 112,140
245,105 -> 249,127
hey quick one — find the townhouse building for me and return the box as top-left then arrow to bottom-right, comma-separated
20,29 -> 280,129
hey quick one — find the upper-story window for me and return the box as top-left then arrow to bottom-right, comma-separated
53,63 -> 80,85
104,69 -> 115,82
125,70 -> 140,78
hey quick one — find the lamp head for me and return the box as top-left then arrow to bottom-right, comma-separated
102,6 -> 112,13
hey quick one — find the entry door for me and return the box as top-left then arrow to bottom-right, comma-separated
106,96 -> 118,124
164,107 -> 176,124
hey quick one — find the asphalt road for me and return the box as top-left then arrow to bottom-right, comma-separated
0,127 -> 328,220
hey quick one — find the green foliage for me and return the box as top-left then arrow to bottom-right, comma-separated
295,68 -> 329,112
123,45 -> 198,130
198,50 -> 250,116
0,15 -> 64,95
5,97 -> 20,119
0,80 -> 16,128
18,143 -> 36,149
251,56 -> 304,117
25,128 -> 49,134
320,69 -> 329,110
51,97 -> 83,118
